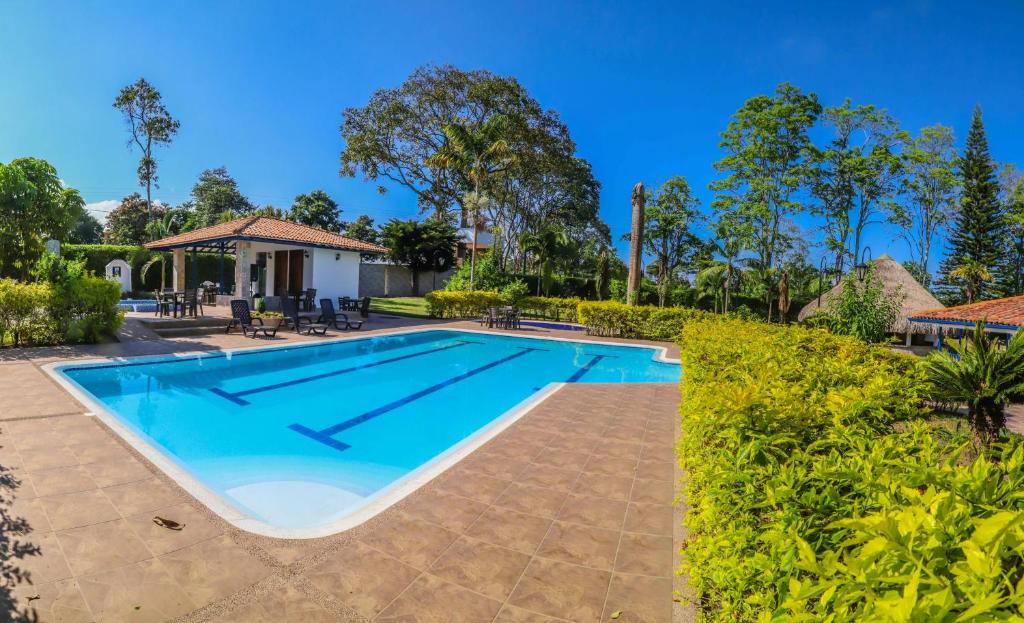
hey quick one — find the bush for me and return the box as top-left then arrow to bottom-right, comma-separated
576,301 -> 704,340
445,250 -> 510,292
678,316 -> 1024,621
424,290 -> 507,318
0,279 -> 56,346
520,296 -> 581,322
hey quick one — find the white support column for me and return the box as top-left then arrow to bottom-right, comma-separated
235,242 -> 251,300
172,249 -> 186,291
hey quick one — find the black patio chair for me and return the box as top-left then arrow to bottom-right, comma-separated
302,288 -> 317,312
226,299 -> 278,338
358,296 -> 371,319
282,299 -> 329,336
319,298 -> 364,331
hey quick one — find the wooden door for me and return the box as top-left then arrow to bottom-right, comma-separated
288,250 -> 304,295
274,251 -> 288,296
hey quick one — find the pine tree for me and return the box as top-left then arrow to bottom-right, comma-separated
939,106 -> 1003,303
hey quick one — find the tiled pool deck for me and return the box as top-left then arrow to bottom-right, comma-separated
0,314 -> 690,622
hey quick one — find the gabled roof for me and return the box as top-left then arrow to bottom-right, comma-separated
909,295 -> 1024,330
144,216 -> 388,254
796,253 -> 943,332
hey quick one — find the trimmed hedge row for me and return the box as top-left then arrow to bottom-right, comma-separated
519,296 -> 580,322
63,244 -> 236,293
678,317 -> 1024,621
0,277 -> 123,346
424,291 -> 507,318
577,301 -> 704,340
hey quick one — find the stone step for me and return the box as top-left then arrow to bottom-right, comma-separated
140,317 -> 228,330
151,325 -> 228,338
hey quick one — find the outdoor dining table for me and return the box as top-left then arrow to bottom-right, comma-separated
157,291 -> 185,318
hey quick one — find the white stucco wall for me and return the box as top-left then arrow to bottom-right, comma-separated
311,248 -> 360,304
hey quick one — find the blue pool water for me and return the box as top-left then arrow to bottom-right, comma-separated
117,298 -> 158,312
58,329 -> 679,533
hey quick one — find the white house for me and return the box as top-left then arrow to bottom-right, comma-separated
144,216 -> 388,307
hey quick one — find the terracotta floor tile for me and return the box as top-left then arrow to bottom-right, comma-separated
13,531 -> 74,585
602,573 -> 673,623
624,503 -> 674,536
556,494 -> 628,530
101,476 -> 183,516
572,472 -> 633,501
493,605 -> 570,622
630,479 -> 675,506
494,483 -> 568,519
10,578 -> 93,623
360,512 -> 459,570
582,455 -> 637,478
461,456 -> 531,480
66,439 -> 128,465
305,540 -> 419,619
56,519 -> 153,576
600,440 -> 643,460
536,521 -> 620,570
13,431 -> 67,452
517,464 -> 579,492
376,573 -> 503,623
531,449 -> 590,471
639,443 -> 674,462
615,533 -> 673,577
20,446 -> 79,471
508,557 -> 611,622
402,490 -> 488,532
77,557 -> 197,622
125,502 -> 224,555
436,469 -> 511,503
8,495 -> 53,533
635,460 -> 674,482
217,578 -> 337,623
86,456 -> 153,487
429,535 -> 531,600
40,489 -> 121,531
158,534 -> 271,608
602,426 -> 647,443
28,464 -> 97,498
465,507 -> 553,554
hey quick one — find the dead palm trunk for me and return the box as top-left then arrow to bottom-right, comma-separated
626,183 -> 645,305
777,271 -> 790,322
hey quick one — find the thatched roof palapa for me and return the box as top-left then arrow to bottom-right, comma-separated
796,253 -> 943,333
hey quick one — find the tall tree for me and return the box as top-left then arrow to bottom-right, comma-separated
104,193 -> 166,245
696,212 -> 753,314
643,177 -> 700,307
113,78 -> 179,225
289,190 -> 342,231
889,125 -> 959,287
711,82 -> 821,321
939,106 -> 1003,302
342,214 -> 379,244
380,219 -> 459,295
997,165 -> 1024,295
188,167 -> 255,228
626,182 -> 646,305
520,223 -> 569,296
69,211 -> 104,244
810,101 -> 905,274
0,158 -> 84,279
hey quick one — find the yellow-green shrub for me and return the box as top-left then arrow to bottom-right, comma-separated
520,296 -> 581,322
0,279 -> 57,346
678,317 -> 1024,621
424,290 -> 507,318
577,300 -> 704,340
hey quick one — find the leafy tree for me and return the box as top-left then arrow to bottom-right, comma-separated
104,193 -> 166,245
113,78 -> 179,224
594,247 -> 611,300
925,320 -> 1024,444
696,214 -> 752,314
948,258 -> 992,304
0,158 -> 85,279
188,167 -> 255,228
520,223 -> 569,296
810,101 -> 906,274
342,214 -> 379,244
711,83 -> 821,321
826,265 -> 903,343
889,125 -> 959,287
289,190 -> 342,231
139,212 -> 177,292
939,106 -> 1004,302
379,219 -> 458,295
69,211 -> 103,244
642,177 -> 700,307
997,165 -> 1024,295
428,113 -> 514,289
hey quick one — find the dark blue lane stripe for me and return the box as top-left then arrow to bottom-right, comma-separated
208,340 -> 481,404
566,354 -> 607,383
289,347 -> 540,451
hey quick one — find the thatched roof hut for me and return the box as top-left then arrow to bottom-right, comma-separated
796,253 -> 943,333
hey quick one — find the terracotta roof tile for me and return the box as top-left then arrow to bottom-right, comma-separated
910,295 -> 1024,328
144,216 -> 388,254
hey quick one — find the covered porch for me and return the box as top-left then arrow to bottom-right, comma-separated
144,215 -> 388,310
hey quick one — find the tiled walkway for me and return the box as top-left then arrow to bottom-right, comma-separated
0,318 -> 688,622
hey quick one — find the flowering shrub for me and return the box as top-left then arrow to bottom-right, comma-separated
677,316 -> 1024,621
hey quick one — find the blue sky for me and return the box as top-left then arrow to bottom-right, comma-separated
2,1 -> 1022,270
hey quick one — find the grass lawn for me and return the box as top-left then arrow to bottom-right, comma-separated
369,296 -> 432,318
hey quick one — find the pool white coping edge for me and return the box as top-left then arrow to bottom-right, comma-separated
41,327 -> 679,539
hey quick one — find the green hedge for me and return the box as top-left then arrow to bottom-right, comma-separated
520,296 -> 581,322
576,301 -> 704,340
678,316 -> 1024,620
63,244 -> 236,294
424,291 -> 508,318
0,277 -> 123,346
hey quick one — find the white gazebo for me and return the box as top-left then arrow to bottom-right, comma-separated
144,216 -> 388,307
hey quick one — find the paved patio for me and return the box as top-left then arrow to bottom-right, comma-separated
0,312 -> 689,622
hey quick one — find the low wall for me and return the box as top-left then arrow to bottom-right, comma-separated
358,264 -> 454,297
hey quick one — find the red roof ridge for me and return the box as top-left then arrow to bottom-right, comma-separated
144,215 -> 388,254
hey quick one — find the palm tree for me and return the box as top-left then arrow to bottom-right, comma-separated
520,224 -> 569,296
626,182 -> 645,305
140,211 -> 176,292
428,114 -> 514,290
949,259 -> 993,304
925,320 -> 1024,444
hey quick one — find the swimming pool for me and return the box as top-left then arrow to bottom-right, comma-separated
117,298 -> 158,312
51,329 -> 679,537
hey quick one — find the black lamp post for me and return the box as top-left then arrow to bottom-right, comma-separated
855,246 -> 873,282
